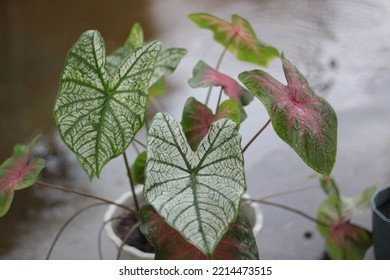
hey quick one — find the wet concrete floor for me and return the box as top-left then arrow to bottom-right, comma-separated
0,0 -> 389,259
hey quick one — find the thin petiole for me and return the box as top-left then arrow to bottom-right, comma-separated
242,119 -> 271,153
123,153 -> 139,212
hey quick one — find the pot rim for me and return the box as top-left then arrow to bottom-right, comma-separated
371,185 -> 390,222
104,188 -> 264,258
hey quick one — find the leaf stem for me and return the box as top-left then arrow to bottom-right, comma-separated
133,138 -> 147,149
242,119 -> 271,153
205,42 -> 230,106
256,184 -> 320,201
98,216 -> 123,260
116,222 -> 139,260
46,202 -> 106,259
250,199 -> 329,227
123,153 -> 139,212
36,180 -> 133,213
150,96 -> 163,112
215,87 -> 224,113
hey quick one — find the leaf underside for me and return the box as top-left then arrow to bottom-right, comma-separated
189,13 -> 279,66
140,205 -> 259,260
0,137 -> 45,217
239,54 -> 337,175
54,30 -> 161,179
144,113 -> 246,257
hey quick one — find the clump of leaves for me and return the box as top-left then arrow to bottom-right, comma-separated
316,176 -> 376,259
0,137 -> 45,217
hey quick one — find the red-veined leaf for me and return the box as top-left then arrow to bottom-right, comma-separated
0,137 -> 45,217
317,196 -> 372,259
139,204 -> 259,260
189,13 -> 279,66
239,54 -> 337,175
317,178 -> 375,259
188,60 -> 253,107
181,97 -> 241,151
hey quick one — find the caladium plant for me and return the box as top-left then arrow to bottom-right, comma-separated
1,12 -> 369,260
316,176 -> 375,259
0,137 -> 45,217
189,13 -> 279,67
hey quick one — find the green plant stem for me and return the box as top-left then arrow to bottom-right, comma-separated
150,96 -> 163,112
215,87 -> 224,112
133,138 -> 147,149
132,142 -> 141,155
46,202 -> 106,259
123,153 -> 139,212
36,180 -> 133,213
242,119 -> 271,153
256,184 -> 320,201
249,199 -> 329,227
205,44 -> 230,107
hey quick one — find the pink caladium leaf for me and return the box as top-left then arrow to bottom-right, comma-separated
239,54 -> 337,176
317,196 -> 372,259
139,204 -> 259,260
181,97 -> 241,151
188,60 -> 254,108
0,137 -> 45,217
189,13 -> 279,66
316,177 -> 375,259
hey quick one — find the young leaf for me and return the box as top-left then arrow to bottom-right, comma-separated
0,137 -> 45,217
139,205 -> 259,260
149,48 -> 187,88
54,30 -> 161,179
239,54 -> 337,176
189,13 -> 279,66
145,113 -> 246,257
317,195 -> 372,260
106,23 -> 144,74
125,22 -> 144,50
188,60 -> 254,108
341,186 -> 376,217
131,151 -> 147,185
106,27 -> 187,90
181,97 -> 240,151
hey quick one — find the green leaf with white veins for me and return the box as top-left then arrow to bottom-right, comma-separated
54,30 -> 161,179
145,113 -> 246,257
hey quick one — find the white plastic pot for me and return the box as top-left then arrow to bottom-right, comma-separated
104,187 -> 263,260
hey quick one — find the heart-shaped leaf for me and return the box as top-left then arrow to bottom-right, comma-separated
106,23 -> 144,74
188,60 -> 254,110
149,48 -> 187,88
139,205 -> 259,260
189,13 -> 279,66
106,23 -> 186,90
144,113 -> 246,257
0,137 -> 45,217
181,97 -> 241,150
54,30 -> 161,179
239,54 -> 338,175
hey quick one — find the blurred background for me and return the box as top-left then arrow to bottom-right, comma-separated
0,0 -> 389,259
